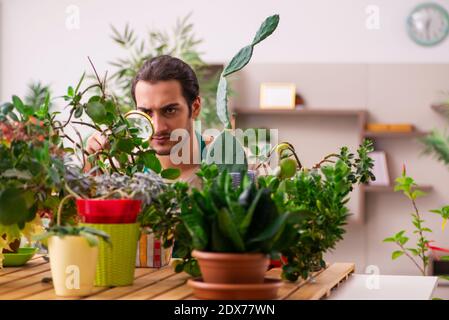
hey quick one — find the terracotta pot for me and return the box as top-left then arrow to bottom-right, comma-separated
1,236 -> 20,254
192,250 -> 269,284
188,277 -> 281,300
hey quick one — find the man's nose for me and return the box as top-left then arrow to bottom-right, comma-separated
151,113 -> 169,135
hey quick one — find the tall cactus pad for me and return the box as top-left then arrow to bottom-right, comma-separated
208,14 -> 280,173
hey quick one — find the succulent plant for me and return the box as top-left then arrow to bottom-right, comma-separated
64,165 -> 165,206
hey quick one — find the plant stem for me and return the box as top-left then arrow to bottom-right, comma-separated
87,56 -> 106,98
411,197 -> 428,275
313,153 -> 339,169
56,195 -> 75,226
398,241 -> 425,275
71,121 -> 102,131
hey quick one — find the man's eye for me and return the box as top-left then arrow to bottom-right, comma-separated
166,108 -> 177,114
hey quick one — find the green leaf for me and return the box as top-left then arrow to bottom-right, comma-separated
1,169 -> 32,180
247,212 -> 289,244
85,101 -> 107,123
205,131 -> 248,173
217,208 -> 245,252
67,86 -> 74,97
0,188 -> 29,225
392,250 -> 404,260
74,72 -> 86,94
79,231 -> 99,247
252,14 -> 280,45
215,76 -> 230,129
222,45 -> 253,77
74,106 -> 83,118
383,237 -> 396,243
114,138 -> 134,154
140,151 -> 161,173
180,204 -> 208,250
239,189 -> 263,235
440,256 -> 449,261
161,168 -> 181,180
11,95 -> 33,116
12,95 -> 25,114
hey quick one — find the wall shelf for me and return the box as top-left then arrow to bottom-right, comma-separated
232,108 -> 366,117
363,130 -> 429,139
233,107 -> 433,224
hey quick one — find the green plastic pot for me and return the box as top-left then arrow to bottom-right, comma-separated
80,223 -> 139,286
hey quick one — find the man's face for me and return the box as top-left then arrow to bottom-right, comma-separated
134,80 -> 200,156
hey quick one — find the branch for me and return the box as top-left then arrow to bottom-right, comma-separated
87,56 -> 105,97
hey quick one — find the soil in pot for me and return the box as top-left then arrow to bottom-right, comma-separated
192,250 -> 269,284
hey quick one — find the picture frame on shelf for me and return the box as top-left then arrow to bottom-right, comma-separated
368,151 -> 390,186
259,83 -> 296,110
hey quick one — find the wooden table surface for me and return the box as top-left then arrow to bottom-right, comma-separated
0,255 -> 355,300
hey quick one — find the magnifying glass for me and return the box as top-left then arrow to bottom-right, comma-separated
124,110 -> 154,142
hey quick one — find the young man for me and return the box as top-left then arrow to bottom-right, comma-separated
86,55 -> 211,187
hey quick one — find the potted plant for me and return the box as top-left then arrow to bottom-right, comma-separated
61,165 -> 166,286
0,91 -> 66,267
142,163 -> 297,299
257,139 -> 375,280
55,60 -> 183,269
34,199 -> 110,297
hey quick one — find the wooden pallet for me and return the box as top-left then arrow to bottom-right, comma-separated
0,256 -> 354,300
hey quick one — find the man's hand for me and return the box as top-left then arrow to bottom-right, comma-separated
83,132 -> 109,172
86,132 -> 109,155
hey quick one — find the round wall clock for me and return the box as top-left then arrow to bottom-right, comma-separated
407,2 -> 449,46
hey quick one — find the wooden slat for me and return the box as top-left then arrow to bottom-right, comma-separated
0,256 -> 47,276
0,271 -> 53,300
265,267 -> 327,299
286,263 -> 355,300
152,283 -> 193,300
84,267 -> 175,300
118,272 -> 189,300
0,263 -> 50,286
0,261 -> 355,300
23,266 -> 162,300
183,267 -> 328,300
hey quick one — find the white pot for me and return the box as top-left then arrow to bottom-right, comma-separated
48,236 -> 98,297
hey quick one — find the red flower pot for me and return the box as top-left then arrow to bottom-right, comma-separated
76,199 -> 142,224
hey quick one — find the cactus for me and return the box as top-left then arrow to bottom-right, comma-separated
206,14 -> 280,172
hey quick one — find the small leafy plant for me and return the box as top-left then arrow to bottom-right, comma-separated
34,225 -> 111,247
0,89 -> 66,266
259,139 -> 375,281
383,167 -> 431,275
383,165 -> 449,276
64,165 -> 165,204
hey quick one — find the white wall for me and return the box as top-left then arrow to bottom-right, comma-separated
1,0 -> 449,100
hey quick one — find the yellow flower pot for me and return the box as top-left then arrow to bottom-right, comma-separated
48,236 -> 98,297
